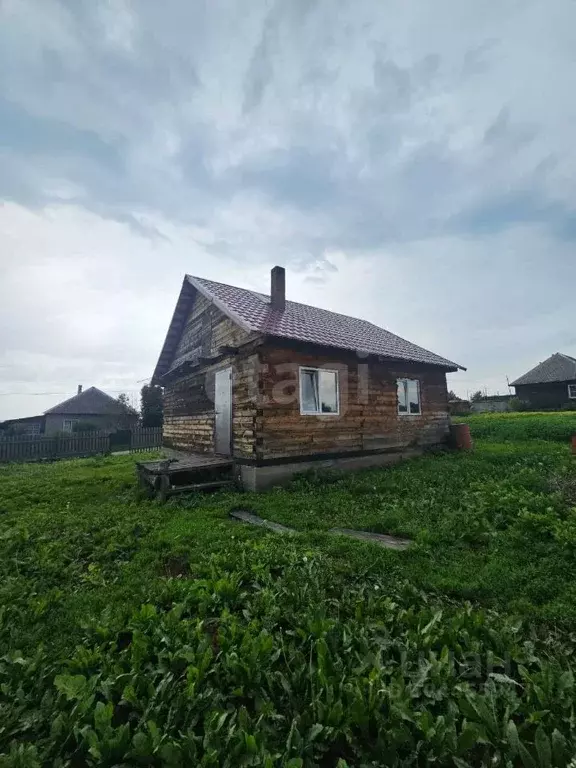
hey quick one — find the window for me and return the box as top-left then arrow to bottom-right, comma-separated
397,378 -> 421,415
299,367 -> 339,415
569,384 -> 576,400
62,419 -> 78,433
25,423 -> 41,436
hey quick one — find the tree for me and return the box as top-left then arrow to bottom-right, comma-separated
447,390 -> 461,401
115,393 -> 139,429
116,393 -> 132,410
140,384 -> 163,428
470,390 -> 484,403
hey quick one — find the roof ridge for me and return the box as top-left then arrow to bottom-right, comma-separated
44,386 -> 121,415
85,386 -> 117,401
190,274 -> 392,327
187,274 -> 265,297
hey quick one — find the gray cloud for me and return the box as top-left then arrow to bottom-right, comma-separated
1,0 -> 576,416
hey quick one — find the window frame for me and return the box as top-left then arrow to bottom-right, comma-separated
397,378 -> 422,416
568,384 -> 576,400
298,366 -> 340,416
62,419 -> 78,433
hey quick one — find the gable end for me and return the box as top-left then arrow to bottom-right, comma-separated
152,280 -> 254,383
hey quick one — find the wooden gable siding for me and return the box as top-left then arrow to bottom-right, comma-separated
172,292 -> 247,364
163,292 -> 258,455
256,346 -> 449,461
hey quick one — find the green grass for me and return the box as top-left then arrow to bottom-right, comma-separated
454,410 -> 576,442
1,437 -> 576,766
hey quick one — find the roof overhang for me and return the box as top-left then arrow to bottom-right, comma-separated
511,378 -> 574,387
263,334 -> 465,372
151,278 -> 197,384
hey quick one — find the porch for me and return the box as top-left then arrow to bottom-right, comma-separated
136,450 -> 236,501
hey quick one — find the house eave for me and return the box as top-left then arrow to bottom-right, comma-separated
512,379 -> 575,387
262,334 -> 464,371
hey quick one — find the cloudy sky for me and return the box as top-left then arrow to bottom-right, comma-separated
1,0 -> 575,419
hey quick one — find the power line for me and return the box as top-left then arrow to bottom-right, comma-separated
0,389 -> 143,396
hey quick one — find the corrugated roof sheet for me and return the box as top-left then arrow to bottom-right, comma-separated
511,353 -> 576,386
44,386 -> 129,415
187,275 -> 463,370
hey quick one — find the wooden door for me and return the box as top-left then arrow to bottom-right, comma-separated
214,367 -> 232,455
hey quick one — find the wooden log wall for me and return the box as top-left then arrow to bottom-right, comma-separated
232,353 -> 259,459
257,346 -> 450,461
163,293 -> 256,455
163,368 -> 216,453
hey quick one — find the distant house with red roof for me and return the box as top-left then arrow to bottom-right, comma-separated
152,267 -> 465,489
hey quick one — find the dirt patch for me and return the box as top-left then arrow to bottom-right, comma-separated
162,555 -> 191,578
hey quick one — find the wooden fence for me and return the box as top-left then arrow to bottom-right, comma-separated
130,427 -> 164,453
0,427 -> 163,463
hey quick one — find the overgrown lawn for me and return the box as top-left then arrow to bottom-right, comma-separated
454,411 -> 576,442
1,440 -> 576,766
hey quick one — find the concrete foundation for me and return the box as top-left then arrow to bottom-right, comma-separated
238,449 -> 423,491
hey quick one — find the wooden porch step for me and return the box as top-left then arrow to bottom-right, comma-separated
169,480 -> 235,494
137,456 -> 233,476
136,453 -> 236,501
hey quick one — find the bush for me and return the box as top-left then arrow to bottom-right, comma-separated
455,411 -> 576,442
509,397 -> 530,412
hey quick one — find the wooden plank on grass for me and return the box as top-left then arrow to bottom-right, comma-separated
229,509 -> 295,534
329,528 -> 411,550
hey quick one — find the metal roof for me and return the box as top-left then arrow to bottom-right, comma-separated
44,387 -> 129,415
152,274 -> 464,381
511,353 -> 576,386
188,275 -> 463,368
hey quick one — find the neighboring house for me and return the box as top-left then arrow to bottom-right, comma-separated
0,414 -> 46,436
470,395 -> 513,413
511,353 -> 576,410
152,267 -> 465,489
43,386 -> 138,435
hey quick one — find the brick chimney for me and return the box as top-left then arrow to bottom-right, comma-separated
77,384 -> 83,395
270,266 -> 286,312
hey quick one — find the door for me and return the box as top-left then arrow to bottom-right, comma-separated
214,367 -> 232,455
